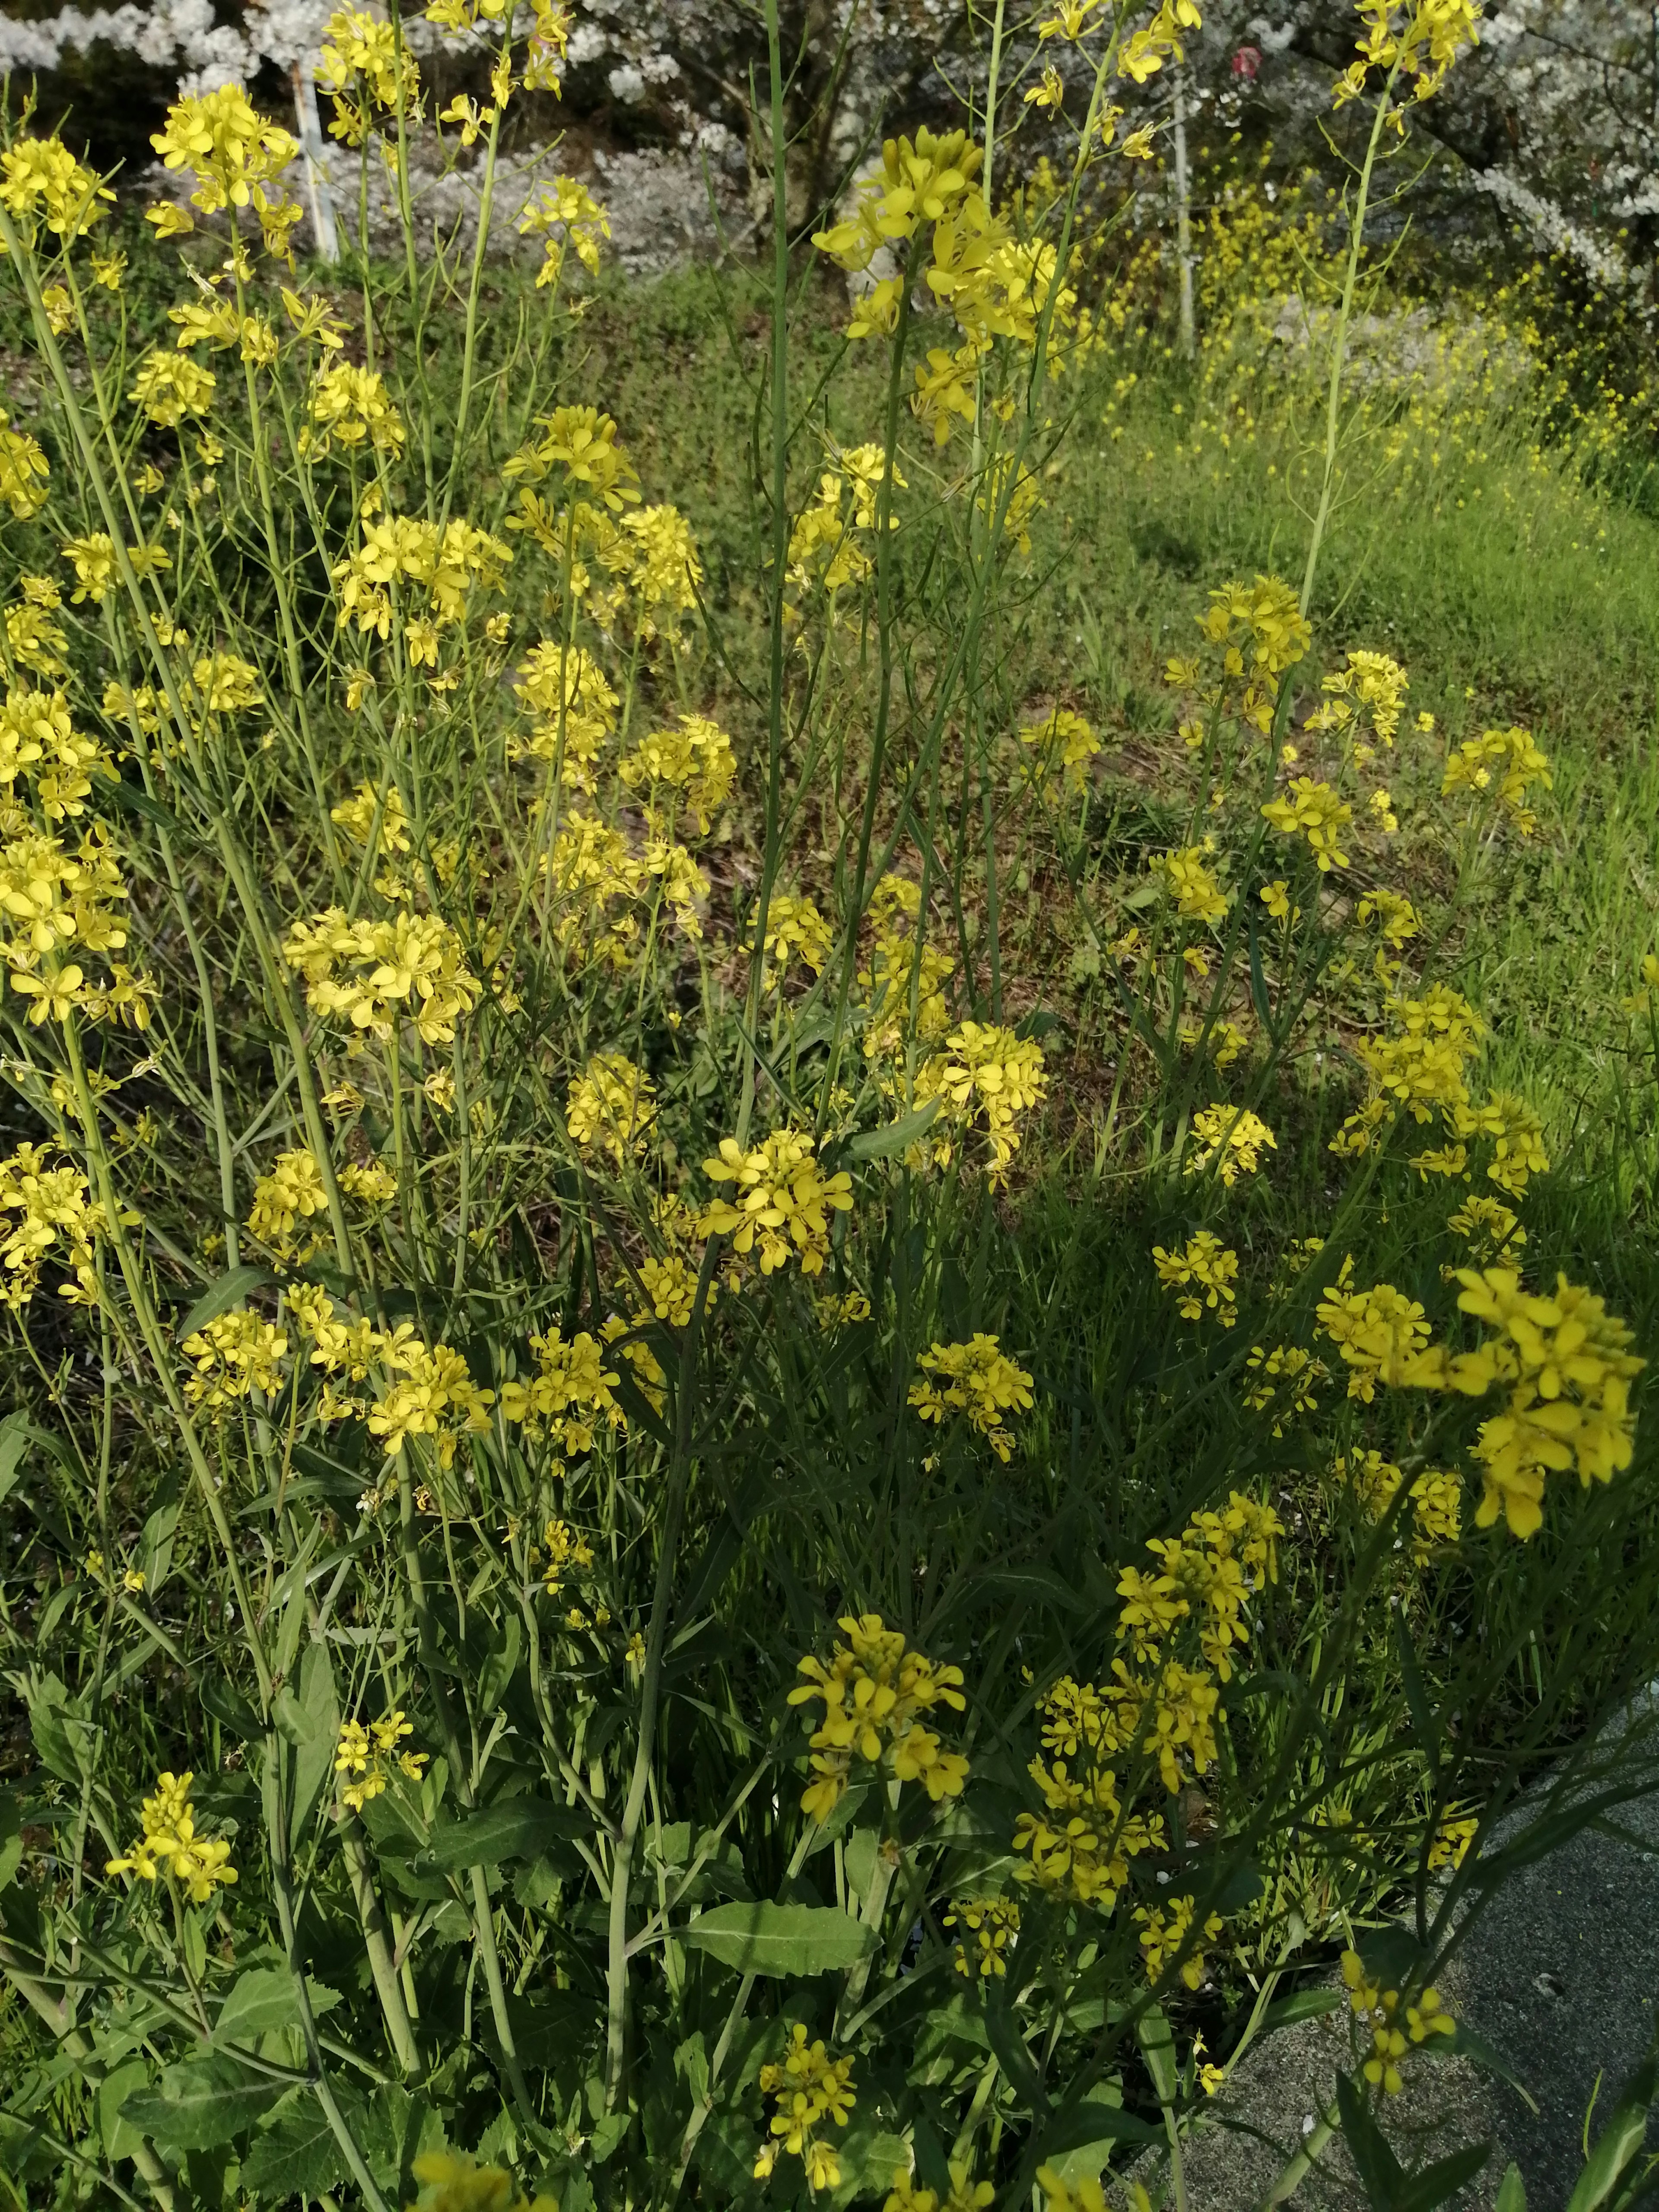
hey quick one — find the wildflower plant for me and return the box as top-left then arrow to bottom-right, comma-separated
0,4 -> 1656,2211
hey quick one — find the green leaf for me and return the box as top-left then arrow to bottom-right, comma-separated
1039,2094 -> 1161,2164
1396,2143 -> 1492,2212
1336,2071 -> 1405,2210
1258,1988 -> 1341,2033
214,1966 -> 340,2049
0,1414 -> 32,1509
97,774 -> 178,830
678,1901 -> 877,1978
99,2059 -> 153,2161
849,1099 -> 941,1161
280,1641 -> 339,1848
242,2086 -> 358,2200
1443,2022 -> 1540,2113
1495,2164 -> 1528,2212
177,1265 -> 274,1341
1138,2005 -> 1178,2107
419,1796 -> 588,1872
1566,2047 -> 1659,2212
122,2055 -> 286,2150
477,1613 -> 522,1715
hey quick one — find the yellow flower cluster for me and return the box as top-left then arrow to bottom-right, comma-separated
0,685 -> 114,828
514,644 -> 618,785
908,1332 -> 1035,1462
885,2159 -> 994,2212
106,1770 -> 237,1903
698,1127 -> 853,1276
1316,1277 -> 1431,1400
1441,724 -> 1553,837
753,2024 -> 856,2193
505,405 -> 640,514
405,2149 -> 558,2212
0,413 -> 50,519
1338,1451 -> 1462,1561
1153,1231 -> 1239,1324
518,177 -> 610,286
789,1613 -> 969,1821
1309,648 -> 1408,763
282,910 -> 481,1044
566,1052 -> 656,1168
912,1022 -> 1048,1185
361,1336 -> 494,1467
1400,1268 -> 1643,1538
333,512 -> 511,656
1185,1103 -> 1276,1185
1135,1894 -> 1224,1989
336,1710 -> 428,1812
1036,2170 -> 1150,2212
498,1328 -> 622,1462
290,1295 -> 496,1468
619,714 -> 736,835
1262,776 -> 1353,871
1332,988 -> 1550,1197
1016,1494 -> 1278,1923
1013,1694 -> 1166,1909
788,445 -> 908,591
1340,1949 -> 1454,2096
859,873 -> 953,1054
247,1146 -> 329,1255
1151,842 -> 1229,925
0,1143 -> 109,1308
182,1307 -> 289,1411
1333,0 -> 1481,118
319,7 -> 420,146
1243,1343 -> 1327,1434
944,1896 -> 1020,1978
149,88 -> 301,257
534,1517 -> 596,1600
0,135 -> 111,247
130,354 -> 216,428
301,364 -> 406,458
0,825 -> 154,1029
1020,706 -> 1101,794
1172,573 -> 1310,738
754,890 -> 834,988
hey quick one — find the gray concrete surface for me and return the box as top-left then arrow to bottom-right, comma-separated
1169,1779 -> 1659,2209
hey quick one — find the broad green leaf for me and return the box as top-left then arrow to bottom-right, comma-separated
849,1099 -> 941,1161
284,1641 -> 339,1847
1259,1988 -> 1341,2033
99,2059 -> 153,2161
242,2087 -> 356,2200
1336,2072 -> 1405,2210
177,1265 -> 274,1341
1494,2164 -> 1528,2212
0,1414 -> 31,1509
1396,2142 -> 1492,2212
679,1900 -> 877,1978
1039,2091 -> 1161,2178
420,1796 -> 588,1872
1137,2006 -> 1178,2106
214,1966 -> 340,2049
122,2054 -> 286,2149
1566,2046 -> 1659,2212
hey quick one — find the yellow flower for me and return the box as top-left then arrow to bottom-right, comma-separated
566,1052 -> 657,1168
106,1770 -> 237,1903
1262,776 -> 1352,871
1185,1104 -> 1276,1185
944,1896 -> 1020,1977
909,1333 -> 1034,1461
789,1614 -> 968,1820
1153,1231 -> 1239,1325
698,1126 -> 853,1278
756,2024 -> 857,2190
